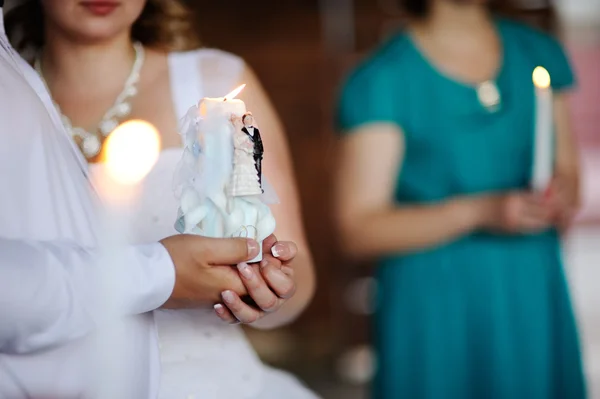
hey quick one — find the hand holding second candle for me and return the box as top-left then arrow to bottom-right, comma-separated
474,191 -> 554,234
214,235 -> 297,324
545,175 -> 580,233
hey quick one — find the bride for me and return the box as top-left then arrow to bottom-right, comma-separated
4,0 -> 317,398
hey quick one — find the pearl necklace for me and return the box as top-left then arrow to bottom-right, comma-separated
34,42 -> 145,160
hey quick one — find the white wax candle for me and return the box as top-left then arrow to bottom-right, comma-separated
202,97 -> 247,117
532,66 -> 554,193
201,83 -> 248,118
188,84 -> 274,263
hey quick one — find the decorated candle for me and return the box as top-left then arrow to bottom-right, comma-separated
175,84 -> 276,263
531,66 -> 553,193
201,84 -> 247,116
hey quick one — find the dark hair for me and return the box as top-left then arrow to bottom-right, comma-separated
242,112 -> 253,123
5,0 -> 201,57
397,0 -> 557,33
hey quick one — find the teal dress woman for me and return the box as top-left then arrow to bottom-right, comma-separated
335,3 -> 587,398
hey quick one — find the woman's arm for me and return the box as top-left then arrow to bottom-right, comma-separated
335,123 -> 489,258
548,92 -> 581,230
236,65 -> 316,329
334,123 -> 554,259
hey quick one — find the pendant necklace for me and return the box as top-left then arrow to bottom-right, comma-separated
34,42 -> 145,160
476,80 -> 501,112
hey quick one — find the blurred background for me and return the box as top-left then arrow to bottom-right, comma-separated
187,0 -> 599,397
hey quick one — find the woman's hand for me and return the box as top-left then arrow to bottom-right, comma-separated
546,176 -> 580,233
159,235 -> 260,309
213,235 -> 297,324
479,192 -> 553,234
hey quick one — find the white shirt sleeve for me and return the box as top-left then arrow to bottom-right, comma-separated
0,13 -> 175,359
0,238 -> 175,355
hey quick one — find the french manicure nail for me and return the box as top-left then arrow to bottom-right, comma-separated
238,262 -> 253,279
247,239 -> 259,258
271,243 -> 286,258
222,290 -> 235,303
214,303 -> 225,315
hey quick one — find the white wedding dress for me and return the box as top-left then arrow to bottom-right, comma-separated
90,49 -> 317,399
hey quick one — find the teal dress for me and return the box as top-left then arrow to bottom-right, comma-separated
337,20 -> 586,399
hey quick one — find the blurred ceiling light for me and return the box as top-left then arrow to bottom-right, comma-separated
103,120 -> 160,186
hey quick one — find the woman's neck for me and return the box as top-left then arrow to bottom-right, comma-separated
413,2 -> 494,47
40,25 -> 135,94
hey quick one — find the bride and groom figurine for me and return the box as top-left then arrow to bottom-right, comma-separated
174,104 -> 276,256
229,112 -> 264,196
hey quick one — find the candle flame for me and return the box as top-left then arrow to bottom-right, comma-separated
224,84 -> 246,101
103,120 -> 161,186
532,66 -> 551,89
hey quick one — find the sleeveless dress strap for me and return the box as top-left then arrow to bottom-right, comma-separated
167,49 -> 246,146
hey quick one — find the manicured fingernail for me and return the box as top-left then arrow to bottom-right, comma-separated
214,303 -> 225,315
271,243 -> 287,258
238,262 -> 253,279
247,239 -> 259,258
222,290 -> 235,303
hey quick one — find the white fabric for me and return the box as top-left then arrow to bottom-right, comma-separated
0,8 -> 175,398
230,129 -> 262,196
87,48 -> 317,398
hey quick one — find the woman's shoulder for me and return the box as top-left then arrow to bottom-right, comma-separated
498,18 -> 569,61
168,48 -> 246,96
337,32 -> 411,131
498,18 -> 575,89
341,30 -> 415,101
350,31 -> 413,80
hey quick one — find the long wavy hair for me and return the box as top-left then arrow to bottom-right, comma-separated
5,0 -> 201,57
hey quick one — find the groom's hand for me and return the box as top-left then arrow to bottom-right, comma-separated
213,235 -> 297,324
159,235 -> 259,309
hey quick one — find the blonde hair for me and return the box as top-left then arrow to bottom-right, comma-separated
5,0 -> 201,56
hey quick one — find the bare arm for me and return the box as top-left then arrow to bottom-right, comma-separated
236,65 -> 316,328
553,93 -> 581,201
334,123 -> 492,258
547,92 -> 581,230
